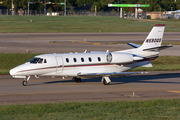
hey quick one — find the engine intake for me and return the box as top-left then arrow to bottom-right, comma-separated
107,52 -> 133,64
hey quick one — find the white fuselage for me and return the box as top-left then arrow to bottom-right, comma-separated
9,48 -> 159,78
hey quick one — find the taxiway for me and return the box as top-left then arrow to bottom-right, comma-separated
1,71 -> 180,105
0,33 -> 180,56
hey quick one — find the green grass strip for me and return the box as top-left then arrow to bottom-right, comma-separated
0,16 -> 180,33
0,53 -> 38,74
0,99 -> 180,119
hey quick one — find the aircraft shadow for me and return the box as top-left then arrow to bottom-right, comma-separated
28,72 -> 180,86
110,73 -> 180,85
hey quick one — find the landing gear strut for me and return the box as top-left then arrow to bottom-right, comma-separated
22,76 -> 30,86
73,77 -> 81,83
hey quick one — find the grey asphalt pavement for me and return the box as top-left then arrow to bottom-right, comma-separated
1,71 -> 180,105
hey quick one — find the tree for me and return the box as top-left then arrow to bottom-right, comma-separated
99,0 -> 115,11
76,0 -> 95,7
4,0 -> 11,9
4,0 -> 43,10
3,0 -> 180,12
161,0 -> 179,11
91,2 -> 101,12
69,6 -> 74,14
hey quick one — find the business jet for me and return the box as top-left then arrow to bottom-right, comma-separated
10,24 -> 172,86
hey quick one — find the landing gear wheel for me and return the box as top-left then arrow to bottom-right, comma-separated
22,81 -> 28,86
73,77 -> 81,83
103,79 -> 110,85
22,76 -> 30,86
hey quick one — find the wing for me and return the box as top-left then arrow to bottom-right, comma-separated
77,71 -> 147,77
127,43 -> 141,48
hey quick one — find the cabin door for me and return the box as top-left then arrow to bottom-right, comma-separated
55,56 -> 64,73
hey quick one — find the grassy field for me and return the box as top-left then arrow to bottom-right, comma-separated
0,99 -> 180,120
131,56 -> 180,71
0,53 -> 38,74
0,16 -> 180,33
0,53 -> 180,74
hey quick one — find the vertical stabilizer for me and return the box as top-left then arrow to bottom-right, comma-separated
140,24 -> 165,50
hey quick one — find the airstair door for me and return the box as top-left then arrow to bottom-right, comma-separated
56,56 -> 64,73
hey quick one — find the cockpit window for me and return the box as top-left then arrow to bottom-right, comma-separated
38,58 -> 43,63
28,57 -> 44,64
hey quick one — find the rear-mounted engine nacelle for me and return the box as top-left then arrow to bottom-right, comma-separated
106,52 -> 133,64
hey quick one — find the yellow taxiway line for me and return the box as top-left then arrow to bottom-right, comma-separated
71,41 -> 90,43
167,90 -> 180,94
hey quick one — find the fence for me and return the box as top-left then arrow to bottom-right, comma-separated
0,9 -> 45,16
0,9 -> 147,18
0,9 -> 179,19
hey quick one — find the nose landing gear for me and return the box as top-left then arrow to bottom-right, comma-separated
22,76 -> 30,86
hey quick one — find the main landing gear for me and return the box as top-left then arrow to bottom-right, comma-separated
73,77 -> 111,85
101,76 -> 111,85
22,76 -> 30,86
73,77 -> 81,83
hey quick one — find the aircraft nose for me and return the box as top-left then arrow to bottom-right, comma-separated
9,68 -> 17,76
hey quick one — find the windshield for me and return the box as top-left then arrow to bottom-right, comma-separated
28,57 -> 43,64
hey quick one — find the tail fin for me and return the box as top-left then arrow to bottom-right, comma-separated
140,24 -> 165,50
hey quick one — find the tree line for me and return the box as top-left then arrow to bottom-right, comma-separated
2,0 -> 180,12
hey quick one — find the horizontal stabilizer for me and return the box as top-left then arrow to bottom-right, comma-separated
143,45 -> 173,51
78,71 -> 148,77
127,43 -> 141,48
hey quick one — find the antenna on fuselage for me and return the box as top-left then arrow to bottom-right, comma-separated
106,50 -> 109,53
84,50 -> 87,53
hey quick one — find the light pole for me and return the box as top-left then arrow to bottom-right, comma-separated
28,2 -> 29,15
44,0 -> 46,15
64,0 -> 66,16
117,0 -> 119,17
160,7 -> 161,19
12,0 -> 14,15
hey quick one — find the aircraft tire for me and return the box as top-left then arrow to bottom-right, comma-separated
22,81 -> 28,86
74,77 -> 81,83
103,79 -> 110,85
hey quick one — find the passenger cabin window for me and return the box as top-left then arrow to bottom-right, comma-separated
44,59 -> 47,63
88,57 -> 92,62
73,58 -> 77,62
66,58 -> 69,63
81,58 -> 84,62
98,57 -> 101,62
